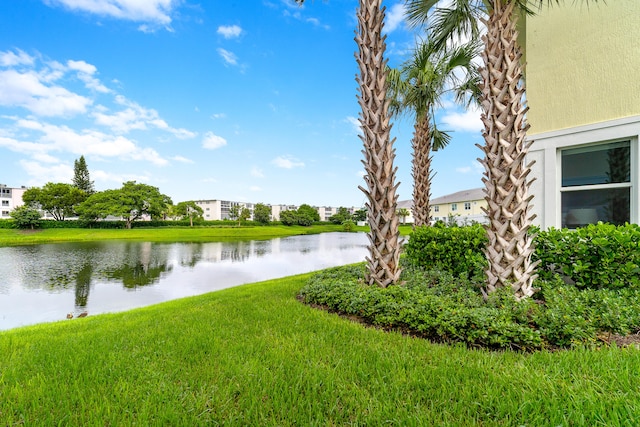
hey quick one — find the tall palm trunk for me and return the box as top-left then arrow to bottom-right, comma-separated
411,114 -> 433,227
477,0 -> 537,299
355,0 -> 401,287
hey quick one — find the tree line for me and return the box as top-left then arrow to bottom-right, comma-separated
9,156 -> 368,229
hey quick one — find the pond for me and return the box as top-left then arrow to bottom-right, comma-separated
0,232 -> 369,331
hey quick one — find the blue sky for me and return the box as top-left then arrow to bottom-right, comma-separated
0,0 -> 484,207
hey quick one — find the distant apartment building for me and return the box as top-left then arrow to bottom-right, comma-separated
194,200 -> 256,221
0,184 -> 28,219
398,188 -> 488,225
194,199 -> 359,222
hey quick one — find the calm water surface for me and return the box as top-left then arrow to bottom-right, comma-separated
0,232 -> 368,331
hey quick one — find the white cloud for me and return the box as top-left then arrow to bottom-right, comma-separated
202,131 -> 227,149
385,3 -> 406,33
7,118 -> 168,166
92,169 -> 151,185
93,96 -> 196,138
67,59 -> 110,93
440,107 -> 483,133
345,116 -> 362,135
305,17 -> 330,30
0,69 -> 92,117
272,155 -> 304,169
456,161 -> 484,175
217,25 -> 242,39
249,186 -> 262,192
217,48 -> 238,66
0,49 -> 35,67
211,113 -> 227,119
250,167 -> 264,178
44,0 -> 177,29
19,159 -> 74,184
171,155 -> 194,163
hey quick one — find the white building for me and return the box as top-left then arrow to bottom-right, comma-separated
0,184 -> 28,219
194,199 -> 360,223
194,200 -> 257,221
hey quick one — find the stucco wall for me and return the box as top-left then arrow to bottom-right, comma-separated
525,0 -> 640,135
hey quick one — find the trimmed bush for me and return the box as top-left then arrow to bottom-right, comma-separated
533,223 -> 640,290
403,223 -> 487,280
300,263 -> 640,350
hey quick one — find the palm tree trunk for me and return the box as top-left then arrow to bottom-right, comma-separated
355,0 -> 401,287
477,0 -> 538,300
411,114 -> 433,227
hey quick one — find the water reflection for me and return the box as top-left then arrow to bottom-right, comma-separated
0,232 -> 368,330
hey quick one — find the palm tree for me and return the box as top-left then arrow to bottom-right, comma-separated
387,39 -> 480,227
296,0 -> 401,287
405,0 -> 599,300
397,207 -> 410,224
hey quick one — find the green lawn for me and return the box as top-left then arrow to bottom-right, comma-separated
1,272 -> 639,426
0,224 -> 414,247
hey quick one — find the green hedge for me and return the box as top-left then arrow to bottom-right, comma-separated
533,223 -> 640,290
404,223 -> 640,291
403,223 -> 488,280
300,263 -> 640,350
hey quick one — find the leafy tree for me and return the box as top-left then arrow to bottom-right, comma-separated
296,204 -> 320,226
22,182 -> 87,221
405,0 -> 600,299
279,209 -> 298,226
76,181 -> 172,229
173,201 -> 203,226
296,0 -> 402,287
239,207 -> 251,224
9,205 -> 41,229
229,204 -> 251,226
253,203 -> 271,225
329,207 -> 353,224
353,208 -> 367,222
228,205 -> 241,223
387,39 -> 480,227
72,155 -> 95,195
397,208 -> 410,225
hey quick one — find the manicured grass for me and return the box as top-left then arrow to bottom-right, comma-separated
0,224 -> 413,247
0,224 -> 348,246
1,273 -> 639,425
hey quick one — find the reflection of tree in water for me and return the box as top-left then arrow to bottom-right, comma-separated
74,263 -> 93,308
221,241 -> 252,263
101,242 -> 173,289
105,262 -> 172,289
178,243 -> 203,268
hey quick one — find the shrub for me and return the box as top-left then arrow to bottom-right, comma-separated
533,223 -> 640,290
404,223 -> 487,280
342,220 -> 355,232
300,263 -> 640,350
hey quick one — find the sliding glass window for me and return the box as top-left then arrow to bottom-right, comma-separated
560,140 -> 631,228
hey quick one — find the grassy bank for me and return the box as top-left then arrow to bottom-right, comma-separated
0,224 -> 414,247
1,273 -> 639,425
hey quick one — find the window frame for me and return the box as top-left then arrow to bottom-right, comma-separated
559,138 -> 636,228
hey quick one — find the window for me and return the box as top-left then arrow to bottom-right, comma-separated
1,200 -> 8,206
433,205 -> 439,212
451,203 -> 457,211
560,140 -> 632,228
464,202 -> 471,211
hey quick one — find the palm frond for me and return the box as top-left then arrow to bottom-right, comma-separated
430,123 -> 452,152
